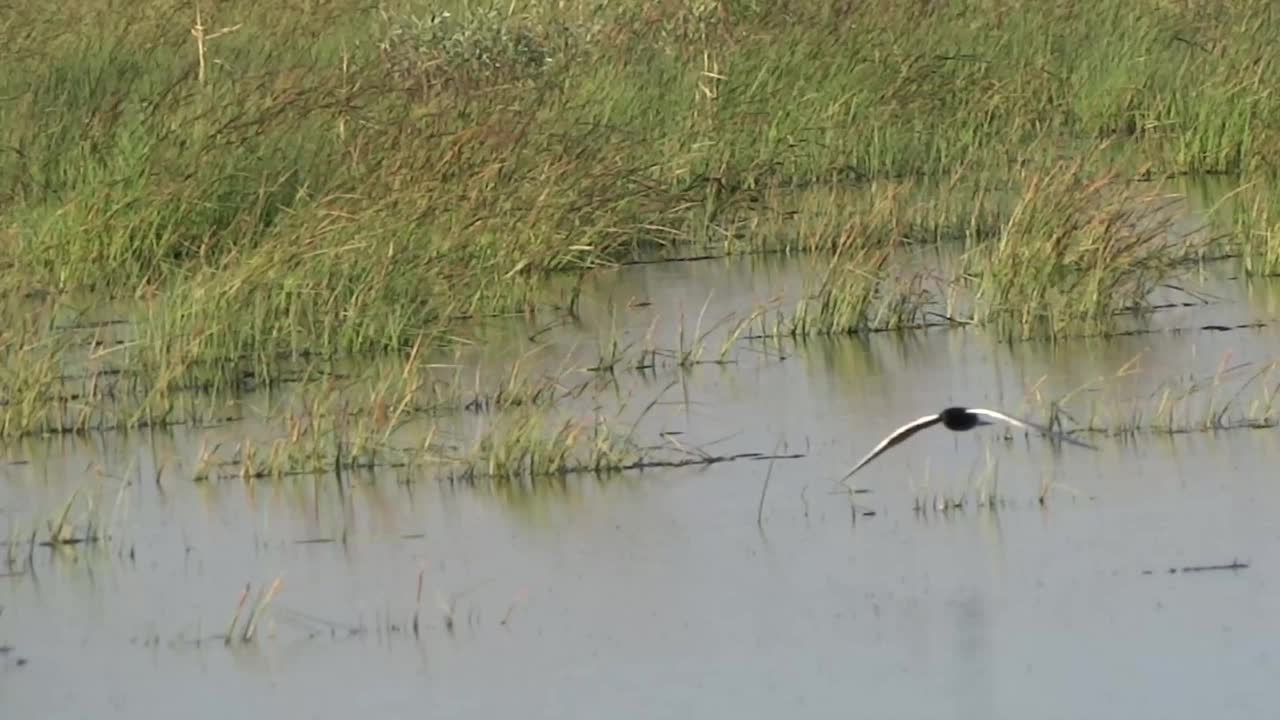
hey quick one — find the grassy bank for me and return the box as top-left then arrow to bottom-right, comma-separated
2,0 -> 1279,395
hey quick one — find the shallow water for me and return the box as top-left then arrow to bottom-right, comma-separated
5,199 -> 1280,718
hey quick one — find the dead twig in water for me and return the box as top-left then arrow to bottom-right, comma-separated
225,583 -> 251,646
757,439 -> 783,528
413,569 -> 424,637
242,577 -> 283,642
1143,559 -> 1249,575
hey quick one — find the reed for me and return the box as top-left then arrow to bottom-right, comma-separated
3,0 -> 1279,382
965,157 -> 1197,339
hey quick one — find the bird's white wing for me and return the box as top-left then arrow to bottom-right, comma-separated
840,413 -> 945,482
969,408 -> 1096,450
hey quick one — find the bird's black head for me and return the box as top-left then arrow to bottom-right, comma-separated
940,406 -> 983,431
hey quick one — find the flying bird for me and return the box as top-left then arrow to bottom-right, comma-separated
840,406 -> 1095,482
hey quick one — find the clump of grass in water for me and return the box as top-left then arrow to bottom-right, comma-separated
0,314 -> 259,439
34,475 -> 133,551
1231,184 -> 1280,277
785,228 -> 934,338
462,411 -> 640,489
224,578 -> 283,645
0,331 -> 73,438
1033,353 -> 1280,438
965,157 -> 1196,339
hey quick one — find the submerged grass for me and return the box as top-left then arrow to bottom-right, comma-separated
1,476 -> 134,563
1032,353 -> 1280,438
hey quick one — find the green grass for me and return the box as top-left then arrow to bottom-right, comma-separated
964,155 -> 1199,339
3,0 -> 1280,443
785,242 -> 935,337
1230,184 -> 1280,276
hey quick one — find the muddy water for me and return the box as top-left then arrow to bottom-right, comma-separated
4,217 -> 1280,717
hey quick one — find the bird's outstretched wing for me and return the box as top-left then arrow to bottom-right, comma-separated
969,408 -> 1097,450
840,413 -> 945,482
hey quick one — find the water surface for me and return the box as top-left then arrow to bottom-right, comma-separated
3,203 -> 1280,719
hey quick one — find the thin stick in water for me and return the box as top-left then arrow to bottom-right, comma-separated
757,439 -> 783,528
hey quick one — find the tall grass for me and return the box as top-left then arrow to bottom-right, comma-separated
1230,184 -> 1280,277
965,157 -> 1197,339
2,0 -> 1279,378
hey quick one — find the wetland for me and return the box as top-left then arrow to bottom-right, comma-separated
3,1 -> 1280,717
